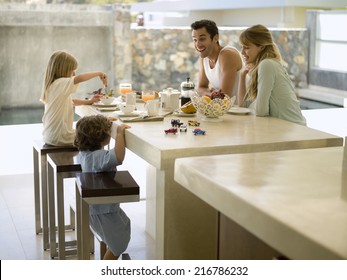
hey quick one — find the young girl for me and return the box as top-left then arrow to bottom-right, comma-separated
74,115 -> 131,260
237,25 -> 306,126
40,50 -> 108,146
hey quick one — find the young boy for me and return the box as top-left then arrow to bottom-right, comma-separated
74,115 -> 131,260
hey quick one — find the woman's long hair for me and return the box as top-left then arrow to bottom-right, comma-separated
239,24 -> 282,101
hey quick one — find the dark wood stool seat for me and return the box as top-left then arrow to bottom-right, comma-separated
46,151 -> 82,259
33,139 -> 78,251
75,171 -> 140,260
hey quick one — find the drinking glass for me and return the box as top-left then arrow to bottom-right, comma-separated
119,83 -> 132,95
141,90 -> 155,102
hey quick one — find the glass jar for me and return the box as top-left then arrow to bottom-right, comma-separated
180,77 -> 195,106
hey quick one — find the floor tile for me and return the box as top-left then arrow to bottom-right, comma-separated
0,123 -> 154,260
17,228 -> 50,260
9,205 -> 35,231
0,192 -> 7,210
0,228 -> 26,260
0,207 -> 16,233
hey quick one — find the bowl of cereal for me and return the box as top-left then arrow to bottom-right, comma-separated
191,91 -> 235,121
100,96 -> 115,105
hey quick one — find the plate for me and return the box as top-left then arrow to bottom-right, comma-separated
96,106 -> 119,112
172,110 -> 197,117
227,107 -> 251,115
93,102 -> 117,107
115,111 -> 141,117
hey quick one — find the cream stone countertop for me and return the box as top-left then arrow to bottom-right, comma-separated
302,108 -> 347,139
77,105 -> 343,170
174,147 -> 347,260
76,105 -> 343,259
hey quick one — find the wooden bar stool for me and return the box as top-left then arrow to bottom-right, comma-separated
75,171 -> 140,260
33,140 -> 78,250
47,151 -> 82,259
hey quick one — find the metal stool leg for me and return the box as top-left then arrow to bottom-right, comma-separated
48,163 -> 58,259
41,154 -> 50,250
33,147 -> 41,235
76,183 -> 82,260
57,172 -> 66,260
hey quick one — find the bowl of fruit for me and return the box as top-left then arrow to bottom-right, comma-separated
191,90 -> 235,121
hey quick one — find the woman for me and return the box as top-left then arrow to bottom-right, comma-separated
238,24 -> 306,125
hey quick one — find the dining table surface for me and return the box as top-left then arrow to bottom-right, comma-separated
302,107 -> 347,139
75,101 -> 343,259
174,146 -> 347,260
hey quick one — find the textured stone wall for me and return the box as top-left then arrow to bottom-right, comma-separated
0,4 -> 131,110
130,27 -> 308,92
0,4 -> 308,110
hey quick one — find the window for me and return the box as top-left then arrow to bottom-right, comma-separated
315,12 -> 347,73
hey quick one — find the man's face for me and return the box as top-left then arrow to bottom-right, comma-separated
192,27 -> 217,58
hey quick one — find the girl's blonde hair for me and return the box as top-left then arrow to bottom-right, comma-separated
239,24 -> 282,101
41,50 -> 78,102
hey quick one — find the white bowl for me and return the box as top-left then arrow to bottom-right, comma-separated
191,93 -> 235,118
100,96 -> 115,105
120,104 -> 136,114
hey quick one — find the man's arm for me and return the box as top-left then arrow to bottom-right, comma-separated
219,48 -> 243,97
197,58 -> 211,96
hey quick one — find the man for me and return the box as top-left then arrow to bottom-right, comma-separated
136,14 -> 144,26
191,20 -> 243,98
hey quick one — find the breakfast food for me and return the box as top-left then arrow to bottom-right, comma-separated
180,101 -> 197,114
210,90 -> 225,100
191,92 -> 235,118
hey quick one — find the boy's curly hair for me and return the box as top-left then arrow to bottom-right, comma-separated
74,115 -> 112,151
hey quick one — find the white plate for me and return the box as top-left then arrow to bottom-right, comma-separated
173,111 -> 197,117
96,106 -> 119,112
93,102 -> 117,107
115,111 -> 141,117
227,107 -> 251,115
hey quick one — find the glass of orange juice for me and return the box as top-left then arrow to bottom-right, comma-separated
119,83 -> 132,95
141,90 -> 156,102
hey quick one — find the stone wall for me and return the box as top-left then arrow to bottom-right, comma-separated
0,4 -> 308,110
0,4 -> 131,110
131,27 -> 308,92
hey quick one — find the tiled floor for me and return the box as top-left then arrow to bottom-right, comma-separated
0,122 -> 155,260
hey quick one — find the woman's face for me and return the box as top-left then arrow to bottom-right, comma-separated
241,43 -> 264,65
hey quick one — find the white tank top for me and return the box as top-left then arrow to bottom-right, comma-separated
203,46 -> 240,96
